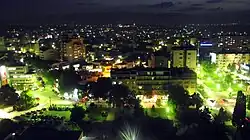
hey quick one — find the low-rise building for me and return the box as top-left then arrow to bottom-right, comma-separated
210,52 -> 250,69
111,67 -> 197,94
7,64 -> 37,90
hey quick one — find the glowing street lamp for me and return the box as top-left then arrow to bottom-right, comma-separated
73,88 -> 79,101
64,92 -> 69,100
207,77 -> 212,81
218,73 -> 222,77
238,83 -> 243,88
227,87 -> 233,92
216,84 -> 220,90
120,124 -> 140,140
166,107 -> 170,113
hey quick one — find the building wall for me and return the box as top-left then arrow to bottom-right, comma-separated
216,53 -> 250,69
186,50 -> 197,70
7,65 -> 36,90
172,50 -> 185,68
172,49 -> 197,70
111,69 -> 197,94
7,66 -> 28,75
64,39 -> 86,62
10,74 -> 36,90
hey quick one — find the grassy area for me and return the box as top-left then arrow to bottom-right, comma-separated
145,107 -> 176,120
44,111 -> 71,120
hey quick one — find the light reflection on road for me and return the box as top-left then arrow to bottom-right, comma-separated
0,86 -> 74,119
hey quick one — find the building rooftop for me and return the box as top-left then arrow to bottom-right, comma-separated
216,51 -> 250,54
111,67 -> 196,78
7,62 -> 26,67
153,51 -> 171,57
17,127 -> 83,140
171,45 -> 197,50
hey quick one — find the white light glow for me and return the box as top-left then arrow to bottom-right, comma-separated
73,89 -> 79,101
210,53 -> 217,63
120,124 -> 140,140
64,92 -> 69,100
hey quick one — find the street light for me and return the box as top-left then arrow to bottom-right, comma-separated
227,87 -> 233,92
238,83 -> 243,88
216,84 -> 220,90
207,77 -> 212,81
218,73 -> 222,77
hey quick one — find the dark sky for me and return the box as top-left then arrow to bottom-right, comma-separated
1,0 -> 250,24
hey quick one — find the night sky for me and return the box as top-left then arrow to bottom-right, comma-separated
1,0 -> 250,24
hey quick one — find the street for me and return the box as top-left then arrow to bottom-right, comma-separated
0,86 -> 73,119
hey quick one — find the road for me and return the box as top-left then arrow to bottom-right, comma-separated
198,77 -> 236,115
0,86 -> 73,119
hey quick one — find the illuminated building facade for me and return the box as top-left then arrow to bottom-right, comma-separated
210,52 -> 250,69
111,67 -> 197,94
102,65 -> 112,77
0,66 -> 8,87
7,65 -> 36,90
64,39 -> 86,62
172,46 -> 197,71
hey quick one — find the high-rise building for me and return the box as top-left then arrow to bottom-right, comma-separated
148,53 -> 171,68
172,46 -> 197,70
63,38 -> 86,62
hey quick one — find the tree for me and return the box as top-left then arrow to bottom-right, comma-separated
142,117 -> 176,140
232,91 -> 246,127
14,92 -> 35,111
0,85 -> 19,106
167,85 -> 190,107
224,74 -> 233,86
109,85 -> 131,107
227,63 -> 236,72
215,107 -> 230,124
247,95 -> 250,110
91,78 -> 112,98
191,93 -> 203,109
201,61 -> 217,74
40,70 -> 60,86
59,69 -> 81,93
70,105 -> 85,122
